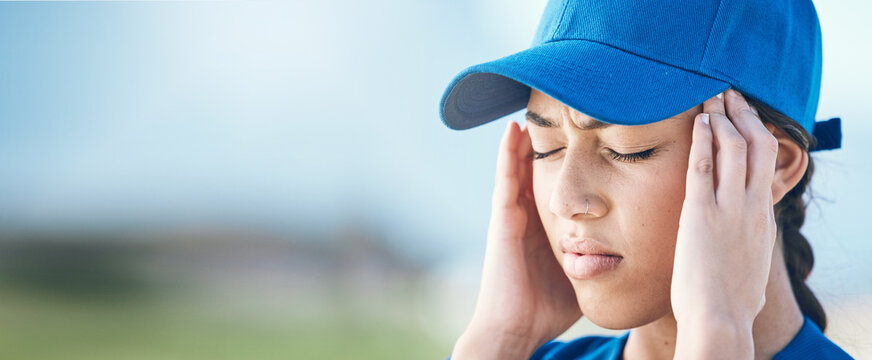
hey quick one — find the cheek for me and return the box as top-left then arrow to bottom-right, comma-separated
531,166 -> 573,263
592,156 -> 689,325
611,150 -> 691,306
532,170 -> 549,215
632,164 -> 686,230
620,156 -> 688,251
532,168 -> 557,248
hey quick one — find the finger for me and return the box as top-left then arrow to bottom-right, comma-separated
517,123 -> 535,200
702,93 -> 725,189
725,89 -> 779,200
684,113 -> 715,205
706,91 -> 748,207
493,121 -> 521,208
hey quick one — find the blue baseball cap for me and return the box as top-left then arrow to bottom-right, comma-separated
439,0 -> 842,151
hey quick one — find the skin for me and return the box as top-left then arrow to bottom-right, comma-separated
453,88 -> 809,359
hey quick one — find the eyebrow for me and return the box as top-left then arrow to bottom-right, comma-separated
525,110 -> 613,130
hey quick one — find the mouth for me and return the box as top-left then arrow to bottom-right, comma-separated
561,253 -> 622,280
560,234 -> 622,256
560,235 -> 623,280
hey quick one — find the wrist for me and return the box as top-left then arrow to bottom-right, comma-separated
452,324 -> 543,360
675,312 -> 754,360
676,296 -> 758,330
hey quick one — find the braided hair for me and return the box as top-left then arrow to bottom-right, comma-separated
744,96 -> 827,331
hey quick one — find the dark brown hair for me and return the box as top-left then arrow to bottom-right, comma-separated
744,96 -> 827,331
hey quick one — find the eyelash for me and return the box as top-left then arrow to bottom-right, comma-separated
531,147 -> 657,163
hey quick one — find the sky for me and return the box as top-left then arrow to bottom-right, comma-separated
0,0 -> 870,299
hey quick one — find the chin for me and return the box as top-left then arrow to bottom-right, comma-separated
574,286 -> 671,330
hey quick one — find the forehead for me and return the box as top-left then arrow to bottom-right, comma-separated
526,89 -> 611,129
526,89 -> 699,130
527,88 -> 569,111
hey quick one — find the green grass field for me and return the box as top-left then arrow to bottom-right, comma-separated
0,287 -> 449,360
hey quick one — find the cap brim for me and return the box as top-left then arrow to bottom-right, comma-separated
440,39 -> 732,130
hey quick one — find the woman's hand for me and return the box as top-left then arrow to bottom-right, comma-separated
452,121 -> 581,359
671,89 -> 780,358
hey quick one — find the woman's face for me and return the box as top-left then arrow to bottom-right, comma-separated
527,89 -> 703,329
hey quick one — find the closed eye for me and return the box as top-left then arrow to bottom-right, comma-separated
531,147 -> 565,160
608,148 -> 656,163
531,147 -> 657,163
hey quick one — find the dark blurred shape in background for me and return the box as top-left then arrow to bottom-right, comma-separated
0,233 -> 154,299
0,227 -> 446,359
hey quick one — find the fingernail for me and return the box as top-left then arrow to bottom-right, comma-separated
701,113 -> 710,125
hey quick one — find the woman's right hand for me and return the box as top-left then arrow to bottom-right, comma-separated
452,121 -> 582,359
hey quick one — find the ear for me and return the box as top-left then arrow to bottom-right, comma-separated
768,124 -> 809,205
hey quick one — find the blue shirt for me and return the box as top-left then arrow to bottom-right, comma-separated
530,315 -> 853,359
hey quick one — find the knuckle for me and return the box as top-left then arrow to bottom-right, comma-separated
710,111 -> 728,120
726,135 -> 748,152
694,158 -> 714,175
747,129 -> 778,154
762,133 -> 779,153
739,107 -> 760,120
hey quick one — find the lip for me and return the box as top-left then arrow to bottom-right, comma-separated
560,235 -> 623,280
560,235 -> 621,256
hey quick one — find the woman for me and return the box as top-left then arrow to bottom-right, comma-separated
438,0 -> 849,359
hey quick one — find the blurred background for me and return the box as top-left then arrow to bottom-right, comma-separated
0,0 -> 869,359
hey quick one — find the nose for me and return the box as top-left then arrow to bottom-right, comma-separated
548,153 -> 607,220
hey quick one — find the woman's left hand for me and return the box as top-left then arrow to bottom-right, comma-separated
671,89 -> 780,357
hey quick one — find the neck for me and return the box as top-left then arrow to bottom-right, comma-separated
622,241 -> 805,360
